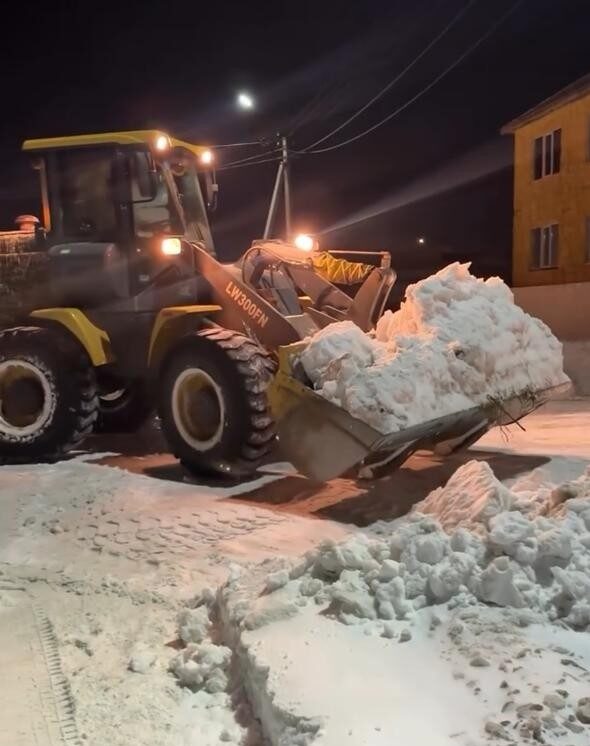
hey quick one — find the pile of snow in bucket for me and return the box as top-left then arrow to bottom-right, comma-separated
300,263 -> 568,433
239,460 -> 590,632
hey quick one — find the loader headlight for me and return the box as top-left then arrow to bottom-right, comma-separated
155,134 -> 171,152
199,149 -> 214,166
294,233 -> 317,252
161,237 -> 182,255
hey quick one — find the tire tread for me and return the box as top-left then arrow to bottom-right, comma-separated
159,327 -> 276,477
0,325 -> 98,463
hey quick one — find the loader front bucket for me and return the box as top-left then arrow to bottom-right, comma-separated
269,343 -> 571,481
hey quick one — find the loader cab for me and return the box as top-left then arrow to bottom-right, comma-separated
22,131 -> 216,308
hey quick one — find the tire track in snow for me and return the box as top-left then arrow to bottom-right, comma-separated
0,592 -> 80,746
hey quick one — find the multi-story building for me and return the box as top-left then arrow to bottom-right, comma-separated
502,74 -> 590,393
502,73 -> 590,288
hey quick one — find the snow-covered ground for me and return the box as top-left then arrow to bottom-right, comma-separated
2,399 -> 590,746
0,460 -> 348,746
473,399 -> 590,494
216,591 -> 590,746
478,399 -> 590,460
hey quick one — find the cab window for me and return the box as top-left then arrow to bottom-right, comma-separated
130,157 -> 183,238
171,163 -> 209,244
57,148 -> 117,241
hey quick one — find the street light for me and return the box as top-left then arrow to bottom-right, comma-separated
237,92 -> 255,110
417,236 -> 426,245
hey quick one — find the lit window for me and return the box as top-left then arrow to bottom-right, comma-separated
533,129 -> 561,179
531,224 -> 559,269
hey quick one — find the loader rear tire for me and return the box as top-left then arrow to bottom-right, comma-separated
157,328 -> 276,477
0,326 -> 99,463
96,380 -> 153,433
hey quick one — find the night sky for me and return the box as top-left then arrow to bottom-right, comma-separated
1,0 -> 589,290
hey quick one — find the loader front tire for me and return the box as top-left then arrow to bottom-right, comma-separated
0,326 -> 99,463
157,328 -> 276,477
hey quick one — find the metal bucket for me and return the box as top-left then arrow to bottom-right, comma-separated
270,342 -> 571,481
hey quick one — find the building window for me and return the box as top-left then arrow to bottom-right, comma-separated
533,129 -> 561,179
531,224 -> 559,269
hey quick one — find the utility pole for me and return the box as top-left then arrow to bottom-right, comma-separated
263,135 -> 291,240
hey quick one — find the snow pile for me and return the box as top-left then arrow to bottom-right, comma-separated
169,599 -> 225,694
232,460 -> 590,632
415,458 -> 515,533
208,462 -> 590,746
214,462 -> 590,746
168,594 -> 253,745
300,263 -> 567,433
171,640 -> 232,693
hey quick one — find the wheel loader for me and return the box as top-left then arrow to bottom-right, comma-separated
0,131 -> 566,481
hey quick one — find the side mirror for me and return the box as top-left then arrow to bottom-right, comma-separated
133,151 -> 159,201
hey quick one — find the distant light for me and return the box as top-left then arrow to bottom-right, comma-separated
237,92 -> 255,110
162,237 -> 182,255
155,134 -> 170,152
294,233 -> 316,252
200,149 -> 214,165
417,236 -> 426,245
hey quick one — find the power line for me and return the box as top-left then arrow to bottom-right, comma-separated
305,0 -> 477,151
286,86 -> 334,137
216,155 -> 281,172
212,140 -> 262,149
303,0 -> 524,155
286,67 -> 351,138
218,147 -> 280,168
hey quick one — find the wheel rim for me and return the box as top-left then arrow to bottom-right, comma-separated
171,368 -> 225,451
0,360 -> 54,437
99,388 -> 128,407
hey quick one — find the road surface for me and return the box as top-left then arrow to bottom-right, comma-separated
0,399 -> 588,746
88,399 -> 590,525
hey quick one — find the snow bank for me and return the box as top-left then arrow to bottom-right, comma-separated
211,461 -> 590,746
229,460 -> 590,632
166,460 -> 590,746
169,595 -> 254,745
301,263 -> 567,433
217,461 -> 590,746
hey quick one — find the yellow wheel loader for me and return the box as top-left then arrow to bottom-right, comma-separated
0,131 -> 565,480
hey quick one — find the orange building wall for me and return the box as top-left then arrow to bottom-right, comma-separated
511,92 -> 590,287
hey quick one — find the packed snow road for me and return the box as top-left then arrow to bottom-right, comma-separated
88,399 -> 590,524
0,399 -> 589,746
